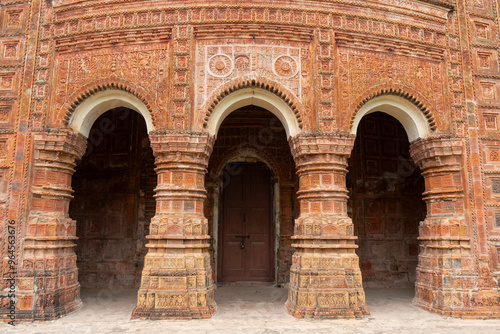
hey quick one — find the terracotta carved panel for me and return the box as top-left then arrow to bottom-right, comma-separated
195,43 -> 303,106
50,43 -> 169,128
337,45 -> 448,132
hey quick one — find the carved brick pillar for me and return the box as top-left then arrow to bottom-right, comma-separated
132,131 -> 216,319
410,136 -> 477,316
286,133 -> 369,319
18,130 -> 87,320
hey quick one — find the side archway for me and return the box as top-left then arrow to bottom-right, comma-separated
68,89 -> 155,137
350,94 -> 432,142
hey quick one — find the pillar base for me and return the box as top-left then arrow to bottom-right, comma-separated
286,289 -> 369,319
131,305 -> 216,320
285,251 -> 370,319
413,281 -> 500,319
413,289 -> 500,319
1,290 -> 82,322
131,288 -> 216,320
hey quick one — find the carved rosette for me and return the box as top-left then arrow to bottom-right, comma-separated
207,54 -> 233,77
132,131 -> 216,320
17,130 -> 87,320
286,133 -> 369,319
410,136 -> 500,317
273,55 -> 299,78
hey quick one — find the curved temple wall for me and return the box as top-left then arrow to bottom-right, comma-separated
1,0 -> 500,321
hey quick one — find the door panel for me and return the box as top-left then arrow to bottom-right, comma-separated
249,241 -> 267,269
247,207 -> 267,234
219,163 -> 273,282
225,242 -> 244,271
226,207 -> 244,234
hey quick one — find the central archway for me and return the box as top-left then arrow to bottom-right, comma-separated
206,87 -> 301,139
205,105 -> 297,287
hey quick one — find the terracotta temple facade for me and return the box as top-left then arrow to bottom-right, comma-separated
1,0 -> 500,322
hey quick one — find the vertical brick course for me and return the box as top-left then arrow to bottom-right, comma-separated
17,130 -> 87,320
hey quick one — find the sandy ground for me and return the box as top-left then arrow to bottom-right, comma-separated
3,286 -> 500,334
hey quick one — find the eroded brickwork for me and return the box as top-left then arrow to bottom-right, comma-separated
16,130 -> 87,320
131,132 -> 216,319
2,0 -> 500,322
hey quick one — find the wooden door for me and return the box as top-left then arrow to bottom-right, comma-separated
219,163 -> 274,282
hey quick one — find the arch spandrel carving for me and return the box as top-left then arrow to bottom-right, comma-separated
50,44 -> 168,130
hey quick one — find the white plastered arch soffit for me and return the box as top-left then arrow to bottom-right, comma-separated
351,95 -> 430,142
69,89 -> 155,137
207,87 -> 301,138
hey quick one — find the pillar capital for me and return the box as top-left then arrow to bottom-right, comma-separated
289,133 -> 355,166
32,129 -> 87,166
149,131 -> 214,167
410,136 -> 464,171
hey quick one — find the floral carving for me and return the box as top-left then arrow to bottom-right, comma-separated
208,54 -> 233,77
274,55 -> 298,78
492,180 -> 500,194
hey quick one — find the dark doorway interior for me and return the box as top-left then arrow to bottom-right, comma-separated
218,162 -> 274,282
69,108 -> 156,289
347,112 -> 426,288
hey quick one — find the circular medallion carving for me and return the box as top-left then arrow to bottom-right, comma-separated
235,55 -> 250,71
208,54 -> 233,77
274,55 -> 298,78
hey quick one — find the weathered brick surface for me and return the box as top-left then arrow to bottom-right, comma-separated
1,0 -> 500,322
15,130 -> 87,320
131,131 -> 216,319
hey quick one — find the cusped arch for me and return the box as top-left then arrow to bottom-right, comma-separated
350,86 -> 435,142
65,84 -> 156,137
202,75 -> 303,138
